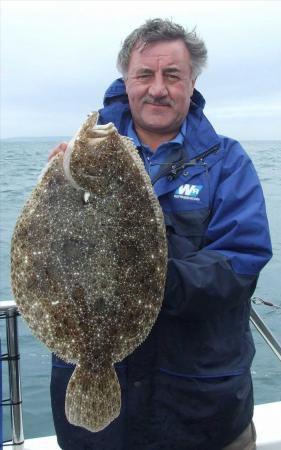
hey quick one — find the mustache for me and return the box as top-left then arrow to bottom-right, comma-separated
141,96 -> 174,107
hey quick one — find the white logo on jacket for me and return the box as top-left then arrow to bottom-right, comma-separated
174,184 -> 203,201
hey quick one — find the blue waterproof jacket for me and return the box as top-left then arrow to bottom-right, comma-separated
51,79 -> 272,450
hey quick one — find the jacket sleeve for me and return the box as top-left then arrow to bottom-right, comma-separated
163,141 -> 272,320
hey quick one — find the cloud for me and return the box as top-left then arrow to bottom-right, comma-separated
207,98 -> 281,120
1,1 -> 281,139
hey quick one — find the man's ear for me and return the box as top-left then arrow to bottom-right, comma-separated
123,77 -> 128,93
189,78 -> 196,98
190,78 -> 196,96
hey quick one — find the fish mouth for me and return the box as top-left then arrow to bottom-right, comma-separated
63,113 -> 119,191
87,122 -> 117,139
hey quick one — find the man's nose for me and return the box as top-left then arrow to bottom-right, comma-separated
148,74 -> 168,97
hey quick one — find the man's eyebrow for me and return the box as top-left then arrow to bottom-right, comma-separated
135,67 -> 154,74
162,67 -> 181,73
135,67 -> 182,75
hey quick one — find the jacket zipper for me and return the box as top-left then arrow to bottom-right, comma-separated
151,144 -> 220,185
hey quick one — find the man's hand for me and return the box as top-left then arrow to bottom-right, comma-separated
48,142 -> 68,161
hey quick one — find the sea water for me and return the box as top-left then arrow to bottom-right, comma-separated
0,138 -> 280,440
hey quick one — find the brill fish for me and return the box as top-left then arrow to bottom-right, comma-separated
10,112 -> 167,432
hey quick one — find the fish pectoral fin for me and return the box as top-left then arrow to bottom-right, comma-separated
65,364 -> 121,432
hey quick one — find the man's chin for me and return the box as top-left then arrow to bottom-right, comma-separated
140,125 -> 179,138
140,112 -> 175,129
142,120 -> 175,133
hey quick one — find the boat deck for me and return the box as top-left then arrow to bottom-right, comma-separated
254,401 -> 281,449
12,401 -> 281,450
22,435 -> 60,450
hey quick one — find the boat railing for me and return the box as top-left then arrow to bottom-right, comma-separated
250,297 -> 281,362
0,301 -> 24,449
0,298 -> 280,449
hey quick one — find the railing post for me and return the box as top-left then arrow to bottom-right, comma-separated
5,306 -> 24,449
250,306 -> 281,362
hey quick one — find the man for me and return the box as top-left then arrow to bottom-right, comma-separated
50,19 -> 272,450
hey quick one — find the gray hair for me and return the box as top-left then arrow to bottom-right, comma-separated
117,18 -> 207,80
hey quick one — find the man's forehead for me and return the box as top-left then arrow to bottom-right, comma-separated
133,61 -> 184,72
137,40 -> 187,54
128,39 -> 191,68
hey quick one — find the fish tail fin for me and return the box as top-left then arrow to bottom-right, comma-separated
65,364 -> 121,432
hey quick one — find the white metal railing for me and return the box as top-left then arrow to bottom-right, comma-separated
250,303 -> 281,362
0,301 -> 24,449
0,298 -> 280,449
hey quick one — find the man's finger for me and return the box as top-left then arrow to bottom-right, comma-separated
48,142 -> 68,161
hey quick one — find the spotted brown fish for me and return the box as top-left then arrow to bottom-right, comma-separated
10,112 -> 167,432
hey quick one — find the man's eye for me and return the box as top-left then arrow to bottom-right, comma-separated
137,74 -> 151,79
165,74 -> 180,80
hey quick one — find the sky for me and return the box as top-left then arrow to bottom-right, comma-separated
1,0 -> 281,140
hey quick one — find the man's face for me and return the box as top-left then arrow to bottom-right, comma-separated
124,39 -> 196,137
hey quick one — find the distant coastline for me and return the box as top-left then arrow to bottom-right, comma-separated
1,137 -> 280,143
0,136 -> 71,142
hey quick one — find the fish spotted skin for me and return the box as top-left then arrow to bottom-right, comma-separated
11,112 -> 167,432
